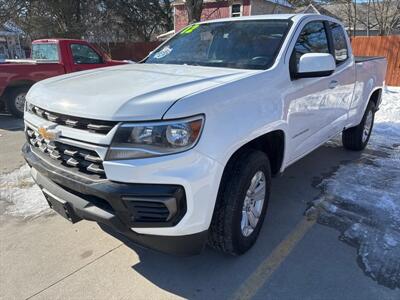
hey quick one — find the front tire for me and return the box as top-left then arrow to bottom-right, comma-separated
342,101 -> 375,151
208,150 -> 271,255
6,86 -> 29,118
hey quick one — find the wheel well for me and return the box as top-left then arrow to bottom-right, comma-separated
224,130 -> 285,177
4,80 -> 35,96
369,89 -> 382,107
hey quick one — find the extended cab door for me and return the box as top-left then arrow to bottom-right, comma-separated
285,20 -> 355,164
66,42 -> 107,72
325,21 -> 356,133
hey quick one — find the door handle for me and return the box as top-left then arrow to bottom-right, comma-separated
329,80 -> 339,89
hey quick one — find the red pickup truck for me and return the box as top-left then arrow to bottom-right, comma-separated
0,39 -> 126,117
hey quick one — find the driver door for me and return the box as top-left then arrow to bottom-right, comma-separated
285,21 -> 339,164
68,43 -> 106,72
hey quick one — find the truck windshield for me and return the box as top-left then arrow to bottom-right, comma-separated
31,44 -> 59,61
145,20 -> 291,70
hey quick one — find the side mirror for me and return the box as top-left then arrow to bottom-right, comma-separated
295,53 -> 335,78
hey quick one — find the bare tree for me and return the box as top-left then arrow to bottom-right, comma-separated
304,0 -> 399,36
2,0 -> 173,42
185,0 -> 204,23
2,0 -> 100,39
105,0 -> 173,41
0,0 -> 28,24
338,0 -> 399,36
366,0 -> 371,36
286,0 -> 313,7
371,0 -> 400,35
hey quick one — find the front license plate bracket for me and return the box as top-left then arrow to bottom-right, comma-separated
43,189 -> 82,223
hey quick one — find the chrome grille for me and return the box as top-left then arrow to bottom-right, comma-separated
26,127 -> 106,179
27,104 -> 117,134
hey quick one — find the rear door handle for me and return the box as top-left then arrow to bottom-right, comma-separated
329,80 -> 339,89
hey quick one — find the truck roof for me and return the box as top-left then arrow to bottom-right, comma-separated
197,13 -> 334,25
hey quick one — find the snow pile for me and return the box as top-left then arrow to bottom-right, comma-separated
0,164 -> 50,217
307,86 -> 400,289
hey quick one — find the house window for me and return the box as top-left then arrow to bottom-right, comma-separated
231,4 -> 242,17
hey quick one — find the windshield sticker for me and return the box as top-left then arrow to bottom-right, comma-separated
181,24 -> 200,35
153,45 -> 173,59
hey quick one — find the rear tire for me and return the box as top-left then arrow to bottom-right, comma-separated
342,101 -> 375,151
6,86 -> 29,118
208,150 -> 271,255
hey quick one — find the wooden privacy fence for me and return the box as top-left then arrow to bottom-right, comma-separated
98,36 -> 399,86
351,36 -> 400,86
96,41 -> 162,62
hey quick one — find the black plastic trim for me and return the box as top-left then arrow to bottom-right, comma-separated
355,56 -> 386,63
292,70 -> 334,79
23,143 -> 187,228
99,224 -> 207,256
23,143 -> 204,255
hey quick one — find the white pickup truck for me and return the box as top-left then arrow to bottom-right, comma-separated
23,14 -> 387,255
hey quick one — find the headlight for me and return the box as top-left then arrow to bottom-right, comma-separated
106,115 -> 204,160
26,101 -> 33,112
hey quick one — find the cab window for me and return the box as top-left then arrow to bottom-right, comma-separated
31,44 -> 59,61
70,44 -> 102,64
329,22 -> 349,64
292,21 -> 329,69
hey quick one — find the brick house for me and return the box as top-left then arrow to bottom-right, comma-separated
173,0 -> 294,32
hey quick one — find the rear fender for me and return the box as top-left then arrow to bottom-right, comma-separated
3,79 -> 35,97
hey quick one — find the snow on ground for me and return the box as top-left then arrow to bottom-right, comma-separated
0,164 -> 50,218
307,86 -> 400,289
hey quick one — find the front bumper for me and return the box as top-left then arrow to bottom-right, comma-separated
23,143 -> 208,255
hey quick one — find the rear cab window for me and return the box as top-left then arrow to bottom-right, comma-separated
70,44 -> 102,64
31,44 -> 59,61
329,22 -> 349,64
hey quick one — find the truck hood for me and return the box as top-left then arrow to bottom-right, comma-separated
27,63 -> 256,121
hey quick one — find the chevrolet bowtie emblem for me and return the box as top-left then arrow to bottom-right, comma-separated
38,126 -> 60,141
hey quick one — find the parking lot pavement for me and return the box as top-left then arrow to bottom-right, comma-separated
0,114 -> 25,174
0,115 -> 398,300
